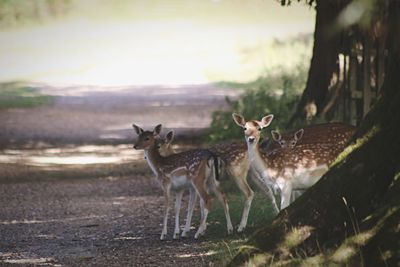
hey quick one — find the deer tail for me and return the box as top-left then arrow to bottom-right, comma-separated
207,151 -> 220,181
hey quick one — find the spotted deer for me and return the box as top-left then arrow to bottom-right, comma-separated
156,130 -> 200,239
133,124 -> 233,239
208,141 -> 280,232
271,129 -> 304,149
232,113 -> 356,209
157,130 -> 279,233
157,130 -> 176,156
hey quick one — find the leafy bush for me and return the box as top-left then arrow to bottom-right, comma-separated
0,82 -> 53,109
208,66 -> 308,143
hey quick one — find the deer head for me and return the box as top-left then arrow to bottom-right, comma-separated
232,113 -> 274,146
157,130 -> 175,156
132,124 -> 162,150
271,129 -> 304,149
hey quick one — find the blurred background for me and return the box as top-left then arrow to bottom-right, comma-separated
0,0 -> 315,162
0,0 -> 313,85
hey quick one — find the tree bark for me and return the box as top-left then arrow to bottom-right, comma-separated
289,0 -> 349,124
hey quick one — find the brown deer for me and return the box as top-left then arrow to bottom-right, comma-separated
271,129 -> 304,149
133,124 -> 233,239
208,141 -> 280,232
155,130 -> 200,239
232,113 -> 356,209
158,130 -> 280,233
157,130 -> 176,156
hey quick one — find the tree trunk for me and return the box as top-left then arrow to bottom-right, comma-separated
229,1 -> 400,266
289,0 -> 348,124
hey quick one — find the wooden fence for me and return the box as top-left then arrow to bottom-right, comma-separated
335,28 -> 386,126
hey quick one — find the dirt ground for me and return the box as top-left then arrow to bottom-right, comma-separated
0,172 -> 222,266
0,84 -> 241,266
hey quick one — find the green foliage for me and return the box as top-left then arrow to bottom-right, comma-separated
209,66 -> 308,143
0,82 -> 53,109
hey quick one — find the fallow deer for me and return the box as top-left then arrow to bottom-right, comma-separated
208,141 -> 280,232
133,124 -> 233,239
232,113 -> 356,209
157,130 -> 176,156
271,129 -> 304,149
155,130 -> 200,239
159,130 -> 281,233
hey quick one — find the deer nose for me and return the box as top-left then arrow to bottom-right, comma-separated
248,136 -> 255,143
133,144 -> 137,149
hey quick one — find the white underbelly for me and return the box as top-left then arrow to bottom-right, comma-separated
292,164 -> 328,189
171,175 -> 192,191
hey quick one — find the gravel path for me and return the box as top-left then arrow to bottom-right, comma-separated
0,173 -> 223,266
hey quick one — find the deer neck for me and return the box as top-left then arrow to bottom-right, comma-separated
144,144 -> 163,177
247,141 -> 269,176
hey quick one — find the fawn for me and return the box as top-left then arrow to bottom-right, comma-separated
133,124 -> 233,239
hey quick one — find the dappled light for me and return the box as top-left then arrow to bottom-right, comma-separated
2,257 -> 57,265
0,214 -> 110,225
0,144 -> 141,166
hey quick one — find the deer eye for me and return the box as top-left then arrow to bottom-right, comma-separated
145,137 -> 150,141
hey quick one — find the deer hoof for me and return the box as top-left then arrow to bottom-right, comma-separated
237,225 -> 245,233
181,231 -> 189,238
173,233 -> 180,240
227,226 -> 234,235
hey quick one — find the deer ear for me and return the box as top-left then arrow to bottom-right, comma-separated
295,129 -> 304,141
232,113 -> 246,128
154,124 -> 162,136
259,114 -> 274,129
271,130 -> 281,141
165,131 -> 174,143
132,124 -> 144,135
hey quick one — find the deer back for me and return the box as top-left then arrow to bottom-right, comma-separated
266,123 -> 355,151
209,141 -> 247,165
159,148 -> 213,176
260,123 -> 355,178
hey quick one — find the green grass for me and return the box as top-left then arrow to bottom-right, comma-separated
0,82 -> 53,110
201,177 -> 278,265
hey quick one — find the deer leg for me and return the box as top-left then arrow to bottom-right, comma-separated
213,184 -> 233,235
249,168 -> 280,213
280,182 -> 292,210
181,187 -> 197,238
192,164 -> 213,239
161,185 -> 171,240
195,198 -> 209,239
228,165 -> 254,233
173,190 -> 183,239
290,189 -> 304,203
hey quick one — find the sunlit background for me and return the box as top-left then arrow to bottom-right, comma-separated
0,0 -> 316,166
0,0 -> 315,86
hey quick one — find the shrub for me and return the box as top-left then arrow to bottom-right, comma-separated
208,66 -> 307,143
